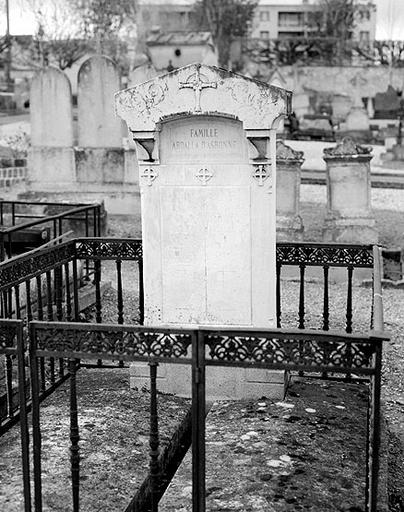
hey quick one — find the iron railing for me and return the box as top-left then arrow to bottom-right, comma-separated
0,238 -> 144,432
276,242 -> 379,332
0,200 -> 102,261
26,321 -> 386,512
0,239 -> 381,432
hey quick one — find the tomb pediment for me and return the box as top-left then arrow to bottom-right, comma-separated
115,63 -> 292,132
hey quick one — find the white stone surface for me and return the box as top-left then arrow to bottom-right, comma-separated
28,147 -> 75,189
78,56 -> 122,148
30,66 -> 73,147
141,115 -> 277,327
128,62 -> 158,88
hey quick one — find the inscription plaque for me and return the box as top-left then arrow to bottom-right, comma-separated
160,116 -> 247,164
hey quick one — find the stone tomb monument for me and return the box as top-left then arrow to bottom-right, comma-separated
116,64 -> 291,398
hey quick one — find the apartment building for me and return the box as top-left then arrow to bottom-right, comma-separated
138,0 -> 377,42
250,0 -> 377,41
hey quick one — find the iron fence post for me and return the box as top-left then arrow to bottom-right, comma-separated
29,322 -> 43,511
192,330 -> 206,512
17,322 -> 31,511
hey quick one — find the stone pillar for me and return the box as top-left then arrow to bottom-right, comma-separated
323,137 -> 377,244
28,66 -> 75,190
276,140 -> 304,241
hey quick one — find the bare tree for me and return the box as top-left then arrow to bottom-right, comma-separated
192,0 -> 258,67
72,0 -> 137,49
14,0 -> 90,69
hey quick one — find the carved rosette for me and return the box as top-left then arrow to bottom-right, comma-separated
195,168 -> 214,185
252,164 -> 272,188
140,168 -> 158,186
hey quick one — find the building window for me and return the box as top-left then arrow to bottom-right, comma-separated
278,12 -> 304,27
260,31 -> 270,39
260,10 -> 270,21
278,31 -> 304,39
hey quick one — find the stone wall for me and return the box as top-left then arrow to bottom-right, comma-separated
0,158 -> 27,189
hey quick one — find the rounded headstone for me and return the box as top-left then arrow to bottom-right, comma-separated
30,66 -> 73,147
78,55 -> 122,148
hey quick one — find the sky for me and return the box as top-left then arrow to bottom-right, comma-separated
1,0 -> 404,39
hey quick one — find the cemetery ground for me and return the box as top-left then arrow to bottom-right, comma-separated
0,185 -> 404,510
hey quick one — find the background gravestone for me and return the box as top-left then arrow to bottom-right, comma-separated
116,64 -> 291,399
78,55 -> 122,148
76,55 -> 127,193
323,138 -> 377,244
29,66 -> 75,190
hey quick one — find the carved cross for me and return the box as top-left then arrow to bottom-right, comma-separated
179,65 -> 217,112
196,168 -> 213,185
252,164 -> 270,186
140,168 -> 158,186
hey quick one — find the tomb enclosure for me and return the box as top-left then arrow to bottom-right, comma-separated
116,64 -> 291,398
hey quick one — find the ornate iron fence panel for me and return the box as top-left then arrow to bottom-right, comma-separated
28,321 -> 385,512
0,241 -> 76,290
75,238 -> 142,261
276,243 -> 374,268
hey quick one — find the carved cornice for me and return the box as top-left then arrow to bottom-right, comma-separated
276,140 -> 304,163
116,63 -> 292,132
323,137 -> 373,161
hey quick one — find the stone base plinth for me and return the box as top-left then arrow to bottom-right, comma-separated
130,363 -> 286,401
323,216 -> 378,244
28,147 -> 76,189
75,147 -> 125,183
276,215 -> 304,242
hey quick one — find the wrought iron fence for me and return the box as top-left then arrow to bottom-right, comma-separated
26,321 -> 386,512
0,200 -> 103,261
0,238 -> 143,431
0,238 -> 382,433
276,242 -> 381,332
